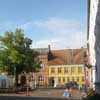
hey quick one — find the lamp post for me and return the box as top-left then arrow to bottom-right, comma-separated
82,47 -> 88,95
26,73 -> 30,96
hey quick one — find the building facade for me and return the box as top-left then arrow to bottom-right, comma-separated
33,54 -> 49,87
49,65 -> 85,88
18,48 -> 49,88
18,47 -> 86,89
48,49 -> 85,88
88,0 -> 100,93
33,48 -> 49,87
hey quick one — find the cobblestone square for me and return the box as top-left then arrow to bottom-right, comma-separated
0,89 -> 83,100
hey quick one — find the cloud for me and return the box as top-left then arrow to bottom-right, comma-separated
0,17 -> 87,50
34,17 -> 81,36
31,35 -> 83,50
20,21 -> 35,31
30,17 -> 86,49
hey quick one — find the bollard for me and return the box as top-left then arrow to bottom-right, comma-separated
26,86 -> 30,96
26,79 -> 30,96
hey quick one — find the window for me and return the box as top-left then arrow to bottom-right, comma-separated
58,67 -> 62,73
51,68 -> 55,73
40,64 -> 45,69
63,77 -> 65,82
64,67 -> 68,73
67,77 -> 70,82
38,76 -> 44,81
71,67 -> 75,74
78,67 -> 82,73
58,77 -> 61,82
72,77 -> 74,82
82,84 -> 85,88
31,76 -> 35,81
77,77 -> 79,82
82,76 -> 85,81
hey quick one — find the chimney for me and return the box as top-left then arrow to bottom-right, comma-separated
48,44 -> 53,60
48,44 -> 51,53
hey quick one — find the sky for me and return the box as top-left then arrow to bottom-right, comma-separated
0,0 -> 87,50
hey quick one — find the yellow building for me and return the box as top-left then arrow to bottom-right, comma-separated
33,47 -> 85,88
49,65 -> 85,88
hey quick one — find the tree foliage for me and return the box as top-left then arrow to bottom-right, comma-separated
0,28 -> 41,75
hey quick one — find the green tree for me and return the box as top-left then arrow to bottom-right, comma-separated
0,28 -> 41,75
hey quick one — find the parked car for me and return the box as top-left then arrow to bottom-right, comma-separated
65,82 -> 78,89
65,82 -> 73,89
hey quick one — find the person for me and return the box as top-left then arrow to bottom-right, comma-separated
79,85 -> 81,90
30,81 -> 33,90
63,88 -> 69,98
68,87 -> 73,97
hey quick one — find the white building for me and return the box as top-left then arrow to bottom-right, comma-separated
88,0 -> 100,93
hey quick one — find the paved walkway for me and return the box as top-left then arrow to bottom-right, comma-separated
0,89 -> 82,99
31,89 -> 65,98
0,89 -> 65,98
72,89 -> 82,100
0,96 -> 81,100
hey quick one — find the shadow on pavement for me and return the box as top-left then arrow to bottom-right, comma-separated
0,96 -> 82,100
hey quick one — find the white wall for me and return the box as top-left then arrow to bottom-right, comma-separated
89,0 -> 98,66
88,0 -> 99,90
89,0 -> 100,93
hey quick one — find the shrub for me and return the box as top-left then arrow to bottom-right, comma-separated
83,94 -> 100,100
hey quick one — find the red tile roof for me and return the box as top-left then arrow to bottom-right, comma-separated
48,49 -> 83,65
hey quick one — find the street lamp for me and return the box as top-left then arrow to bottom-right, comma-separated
82,47 -> 88,95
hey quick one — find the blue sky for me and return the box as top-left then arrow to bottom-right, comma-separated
0,0 -> 87,49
